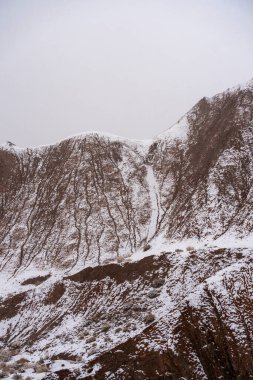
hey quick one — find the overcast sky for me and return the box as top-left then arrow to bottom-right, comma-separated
0,0 -> 253,147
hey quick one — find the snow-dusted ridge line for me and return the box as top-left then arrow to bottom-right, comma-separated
32,131 -> 153,152
1,77 -> 253,152
228,76 -> 253,93
154,108 -> 190,142
0,131 -> 153,153
204,77 -> 253,103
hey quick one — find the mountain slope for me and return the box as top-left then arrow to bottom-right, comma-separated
151,79 -> 253,239
0,79 -> 253,379
0,135 -> 151,274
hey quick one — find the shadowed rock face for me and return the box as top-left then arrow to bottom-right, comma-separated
0,80 -> 253,379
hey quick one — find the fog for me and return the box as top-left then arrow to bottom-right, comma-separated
1,0 -> 253,147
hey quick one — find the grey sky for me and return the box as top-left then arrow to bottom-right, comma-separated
0,0 -> 253,148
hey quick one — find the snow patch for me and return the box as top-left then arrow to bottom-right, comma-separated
146,165 -> 161,240
156,114 -> 189,141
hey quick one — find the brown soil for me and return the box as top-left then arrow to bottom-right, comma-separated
0,292 -> 26,320
66,255 -> 168,284
21,274 -> 50,286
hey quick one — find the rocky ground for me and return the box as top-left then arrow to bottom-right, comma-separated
1,243 -> 253,379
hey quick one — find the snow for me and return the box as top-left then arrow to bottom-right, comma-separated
156,114 -> 189,141
0,114 -> 187,152
2,358 -> 83,380
205,77 -> 253,105
146,165 -> 161,241
80,363 -> 102,378
0,131 -> 153,152
0,141 -> 26,152
1,75 -> 253,377
1,232 -> 253,378
0,264 -> 62,300
50,359 -> 81,372
130,233 -> 253,262
227,77 -> 253,93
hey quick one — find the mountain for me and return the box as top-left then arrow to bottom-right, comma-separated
0,79 -> 253,379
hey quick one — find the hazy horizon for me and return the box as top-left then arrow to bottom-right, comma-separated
1,0 -> 253,148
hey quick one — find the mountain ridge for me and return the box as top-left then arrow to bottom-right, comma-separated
2,77 -> 253,151
0,79 -> 253,379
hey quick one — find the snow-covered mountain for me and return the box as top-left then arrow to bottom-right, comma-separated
0,79 -> 253,379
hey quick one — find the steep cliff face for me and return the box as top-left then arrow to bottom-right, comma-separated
150,80 -> 253,240
0,135 -> 151,274
0,80 -> 253,379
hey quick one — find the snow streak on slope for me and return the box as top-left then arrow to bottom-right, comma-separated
146,165 -> 161,241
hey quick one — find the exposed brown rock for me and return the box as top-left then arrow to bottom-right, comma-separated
0,292 -> 26,321
21,274 -> 50,286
